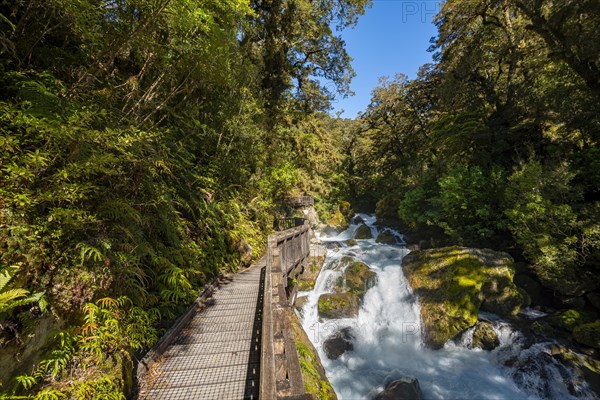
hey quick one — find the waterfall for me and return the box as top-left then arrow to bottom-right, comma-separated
299,215 -> 593,400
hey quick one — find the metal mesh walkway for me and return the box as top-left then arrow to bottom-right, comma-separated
138,262 -> 265,400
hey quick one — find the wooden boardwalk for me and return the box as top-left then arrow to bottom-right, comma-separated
138,261 -> 265,400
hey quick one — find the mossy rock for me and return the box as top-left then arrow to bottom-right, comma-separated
531,320 -> 555,337
546,309 -> 597,332
471,321 -> 500,351
327,210 -> 349,231
318,293 -> 360,319
402,246 -> 528,349
345,239 -> 358,246
354,224 -> 372,239
335,261 -> 377,295
573,321 -> 600,349
376,230 -> 398,245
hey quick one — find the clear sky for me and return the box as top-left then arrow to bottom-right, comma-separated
332,0 -> 440,118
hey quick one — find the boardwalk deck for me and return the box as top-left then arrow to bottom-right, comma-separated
137,261 -> 265,400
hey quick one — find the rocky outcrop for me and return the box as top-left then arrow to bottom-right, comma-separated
318,293 -> 360,319
323,328 -> 354,360
471,321 -> 500,351
374,377 -> 423,400
402,247 -> 529,348
355,224 -> 372,239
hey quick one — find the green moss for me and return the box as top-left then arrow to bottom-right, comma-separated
327,210 -> 349,231
318,293 -> 359,319
573,321 -> 600,349
403,246 -> 527,348
547,309 -> 597,332
335,261 -> 377,294
289,310 -> 337,399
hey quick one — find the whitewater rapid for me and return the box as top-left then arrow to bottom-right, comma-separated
298,214 -> 586,400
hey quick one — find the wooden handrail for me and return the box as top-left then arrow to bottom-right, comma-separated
260,223 -> 313,399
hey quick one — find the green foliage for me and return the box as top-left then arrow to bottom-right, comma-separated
0,264 -> 45,317
347,0 -> 600,304
0,0 -> 362,396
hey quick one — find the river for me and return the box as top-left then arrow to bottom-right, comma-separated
298,214 -> 591,399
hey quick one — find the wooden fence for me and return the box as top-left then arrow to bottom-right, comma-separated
260,222 -> 313,399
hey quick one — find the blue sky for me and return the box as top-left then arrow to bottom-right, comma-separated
332,0 -> 440,118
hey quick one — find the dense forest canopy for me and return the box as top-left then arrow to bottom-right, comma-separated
1,0 -> 599,398
351,0 -> 600,298
0,0 -> 365,397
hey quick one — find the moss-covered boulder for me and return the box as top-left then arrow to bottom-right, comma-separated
376,230 -> 398,245
471,321 -> 500,351
335,261 -> 377,295
318,293 -> 360,319
354,224 -> 372,239
573,321 -> 600,349
344,239 -> 358,246
402,246 -> 529,349
327,210 -> 349,232
546,309 -> 597,332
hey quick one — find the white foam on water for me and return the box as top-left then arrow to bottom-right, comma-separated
300,215 -> 591,400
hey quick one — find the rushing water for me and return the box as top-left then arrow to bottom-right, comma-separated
299,214 -> 592,400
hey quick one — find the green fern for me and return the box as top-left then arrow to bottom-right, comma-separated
0,264 -> 45,315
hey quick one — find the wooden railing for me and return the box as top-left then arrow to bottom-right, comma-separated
286,196 -> 314,207
274,217 -> 307,231
260,222 -> 313,399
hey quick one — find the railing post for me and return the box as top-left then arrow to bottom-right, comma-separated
260,235 -> 277,400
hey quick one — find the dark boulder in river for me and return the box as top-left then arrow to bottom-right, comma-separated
374,377 -> 423,400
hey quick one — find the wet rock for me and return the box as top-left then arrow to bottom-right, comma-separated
573,321 -> 600,349
318,293 -> 360,319
374,377 -> 423,400
355,224 -> 372,239
323,328 -> 354,360
321,226 -> 341,238
335,260 -> 377,295
324,241 -> 341,251
471,321 -> 500,351
376,230 -> 398,245
403,247 -> 529,349
344,239 -> 358,246
546,309 -> 597,332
